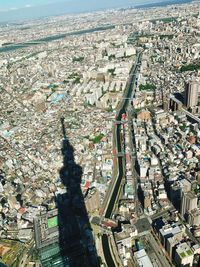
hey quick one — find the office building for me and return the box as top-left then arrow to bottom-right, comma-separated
184,81 -> 199,108
188,208 -> 200,226
175,242 -> 194,267
33,209 -> 67,267
166,235 -> 181,259
34,209 -> 59,249
181,191 -> 198,217
159,224 -> 182,249
134,249 -> 153,267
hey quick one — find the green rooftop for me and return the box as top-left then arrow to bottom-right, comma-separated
186,250 -> 193,256
48,216 -> 58,229
180,252 -> 186,258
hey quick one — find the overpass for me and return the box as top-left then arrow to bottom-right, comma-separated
170,94 -> 200,124
182,108 -> 200,124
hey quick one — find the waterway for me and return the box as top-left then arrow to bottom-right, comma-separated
104,53 -> 142,218
102,54 -> 141,267
0,25 -> 115,53
102,235 -> 115,267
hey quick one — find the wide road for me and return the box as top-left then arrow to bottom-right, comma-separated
148,233 -> 172,267
102,52 -> 142,267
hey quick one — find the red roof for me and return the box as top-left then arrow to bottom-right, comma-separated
18,207 -> 26,214
84,181 -> 90,189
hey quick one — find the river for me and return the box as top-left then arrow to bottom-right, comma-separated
0,25 -> 115,53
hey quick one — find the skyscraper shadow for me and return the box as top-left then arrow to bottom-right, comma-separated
57,117 -> 99,267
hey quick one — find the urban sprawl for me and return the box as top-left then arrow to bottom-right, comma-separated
0,1 -> 200,267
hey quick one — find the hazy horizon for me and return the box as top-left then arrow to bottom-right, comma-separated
0,0 -> 192,23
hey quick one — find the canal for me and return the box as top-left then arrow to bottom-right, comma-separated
104,53 -> 141,219
102,235 -> 115,267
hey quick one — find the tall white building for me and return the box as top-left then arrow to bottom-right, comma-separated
181,191 -> 198,217
175,243 -> 194,267
185,81 -> 200,108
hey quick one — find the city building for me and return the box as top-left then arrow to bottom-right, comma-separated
188,208 -> 200,226
134,249 -> 153,267
184,81 -> 200,108
34,209 -> 59,249
174,242 -> 194,267
181,191 -> 198,217
159,224 -> 182,249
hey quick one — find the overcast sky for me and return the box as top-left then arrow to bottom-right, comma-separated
0,0 -> 185,22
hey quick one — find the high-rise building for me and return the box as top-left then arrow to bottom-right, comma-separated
34,209 -> 59,249
174,242 -> 194,267
159,224 -> 182,249
33,209 -> 66,267
188,208 -> 200,226
184,82 -> 199,108
181,191 -> 198,217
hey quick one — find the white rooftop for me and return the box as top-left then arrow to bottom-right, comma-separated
135,249 -> 154,267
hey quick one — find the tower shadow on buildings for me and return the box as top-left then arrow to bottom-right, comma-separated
56,117 -> 99,267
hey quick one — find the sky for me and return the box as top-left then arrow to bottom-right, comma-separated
0,0 -> 188,22
0,0 -> 162,10
0,0 -> 60,10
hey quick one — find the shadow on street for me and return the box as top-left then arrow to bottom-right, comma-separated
56,117 -> 99,267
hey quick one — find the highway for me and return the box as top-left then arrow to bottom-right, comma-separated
102,52 -> 142,267
104,52 -> 142,219
148,233 -> 172,267
170,95 -> 200,124
182,108 -> 200,124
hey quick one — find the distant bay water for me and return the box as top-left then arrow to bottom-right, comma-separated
0,0 -> 193,23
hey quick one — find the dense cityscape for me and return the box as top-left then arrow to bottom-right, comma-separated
0,0 -> 200,266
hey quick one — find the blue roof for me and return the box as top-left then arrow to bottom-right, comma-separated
51,93 -> 66,103
153,218 -> 165,232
